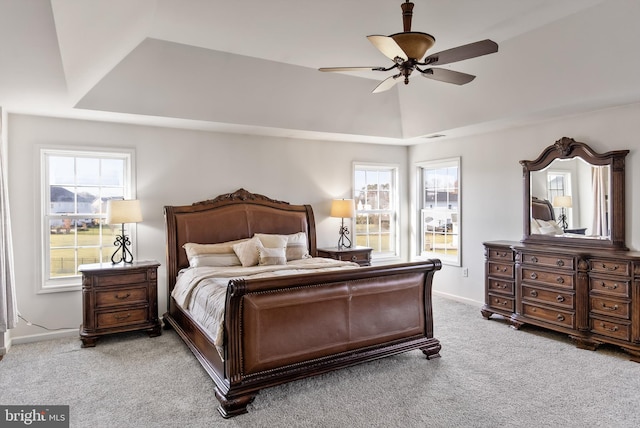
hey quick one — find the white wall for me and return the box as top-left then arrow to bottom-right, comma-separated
6,114 -> 409,341
7,102 -> 640,342
409,102 -> 640,304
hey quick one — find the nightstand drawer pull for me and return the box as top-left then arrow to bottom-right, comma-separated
351,255 -> 358,261
114,313 -> 132,321
115,293 -> 131,300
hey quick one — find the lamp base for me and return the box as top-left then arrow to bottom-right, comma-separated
111,224 -> 134,264
337,219 -> 352,249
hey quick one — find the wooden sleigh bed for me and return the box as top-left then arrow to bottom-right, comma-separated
163,189 -> 442,418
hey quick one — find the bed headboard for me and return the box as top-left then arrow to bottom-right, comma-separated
531,197 -> 555,221
164,189 -> 317,292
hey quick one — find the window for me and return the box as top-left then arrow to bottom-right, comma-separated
417,158 -> 460,266
40,148 -> 134,292
547,171 -> 571,222
353,164 -> 399,259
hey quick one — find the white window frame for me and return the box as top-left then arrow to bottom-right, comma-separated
353,163 -> 400,261
416,157 -> 461,266
38,147 -> 135,293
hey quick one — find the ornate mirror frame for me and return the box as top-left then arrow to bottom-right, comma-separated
521,137 -> 629,251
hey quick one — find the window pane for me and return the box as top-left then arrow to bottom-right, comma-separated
76,157 -> 101,185
49,156 -> 75,185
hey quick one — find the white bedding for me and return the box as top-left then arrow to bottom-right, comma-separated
171,257 -> 360,350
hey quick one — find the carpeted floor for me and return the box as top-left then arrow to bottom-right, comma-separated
1,295 -> 639,427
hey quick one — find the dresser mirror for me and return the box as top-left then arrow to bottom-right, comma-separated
521,137 -> 629,250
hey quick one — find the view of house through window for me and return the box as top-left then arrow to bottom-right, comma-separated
41,149 -> 133,290
417,158 -> 461,266
353,164 -> 398,258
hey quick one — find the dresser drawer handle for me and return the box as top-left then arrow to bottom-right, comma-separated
599,281 -> 618,291
114,313 -> 131,321
556,314 -> 565,322
556,276 -> 564,284
495,266 -> 508,273
495,282 -> 507,289
601,303 -> 619,311
494,298 -> 507,306
530,256 -> 538,263
556,295 -> 565,303
556,259 -> 565,267
115,293 -> 131,300
601,263 -> 619,271
529,290 -> 538,297
530,272 -> 538,280
599,322 -> 618,332
496,251 -> 508,258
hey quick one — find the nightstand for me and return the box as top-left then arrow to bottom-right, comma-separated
79,260 -> 161,347
316,246 -> 373,266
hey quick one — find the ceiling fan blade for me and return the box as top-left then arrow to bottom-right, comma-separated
367,35 -> 407,62
421,68 -> 476,85
319,67 -> 381,72
372,75 -> 401,93
423,39 -> 498,66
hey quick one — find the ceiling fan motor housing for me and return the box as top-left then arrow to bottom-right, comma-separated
390,32 -> 435,60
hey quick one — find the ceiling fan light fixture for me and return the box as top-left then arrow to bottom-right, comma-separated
390,32 -> 435,60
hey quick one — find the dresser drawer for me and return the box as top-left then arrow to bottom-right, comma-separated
96,307 -> 148,329
522,303 -> 574,329
590,259 -> 631,276
590,316 -> 630,341
522,285 -> 574,310
96,285 -> 148,308
521,268 -> 574,289
487,261 -> 514,279
589,276 -> 630,297
488,278 -> 514,295
520,252 -> 573,270
590,296 -> 630,320
487,248 -> 514,262
487,293 -> 514,312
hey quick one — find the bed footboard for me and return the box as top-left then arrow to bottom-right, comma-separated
215,260 -> 441,417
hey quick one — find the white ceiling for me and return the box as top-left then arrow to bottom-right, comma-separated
1,0 -> 639,144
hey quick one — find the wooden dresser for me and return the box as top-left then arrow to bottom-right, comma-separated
482,241 -> 640,362
79,260 -> 161,347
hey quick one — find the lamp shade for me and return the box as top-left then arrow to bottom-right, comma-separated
330,199 -> 355,218
106,199 -> 143,224
553,195 -> 572,208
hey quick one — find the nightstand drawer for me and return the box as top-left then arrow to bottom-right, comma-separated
96,285 -> 148,308
96,307 -> 148,329
317,247 -> 372,267
94,272 -> 149,286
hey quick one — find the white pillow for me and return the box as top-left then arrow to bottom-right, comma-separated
183,240 -> 246,267
258,246 -> 287,266
536,219 -> 563,235
232,236 -> 262,267
255,232 -> 309,261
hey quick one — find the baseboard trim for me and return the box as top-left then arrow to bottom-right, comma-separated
10,329 -> 79,345
433,290 -> 482,306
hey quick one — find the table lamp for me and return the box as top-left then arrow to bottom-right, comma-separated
106,199 -> 142,264
330,199 -> 355,249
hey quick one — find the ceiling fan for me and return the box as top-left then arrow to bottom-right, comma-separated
319,1 -> 499,93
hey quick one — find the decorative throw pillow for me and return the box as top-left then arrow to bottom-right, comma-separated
258,246 -> 287,266
253,233 -> 288,250
255,232 -> 309,261
232,236 -> 262,267
183,240 -> 246,267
